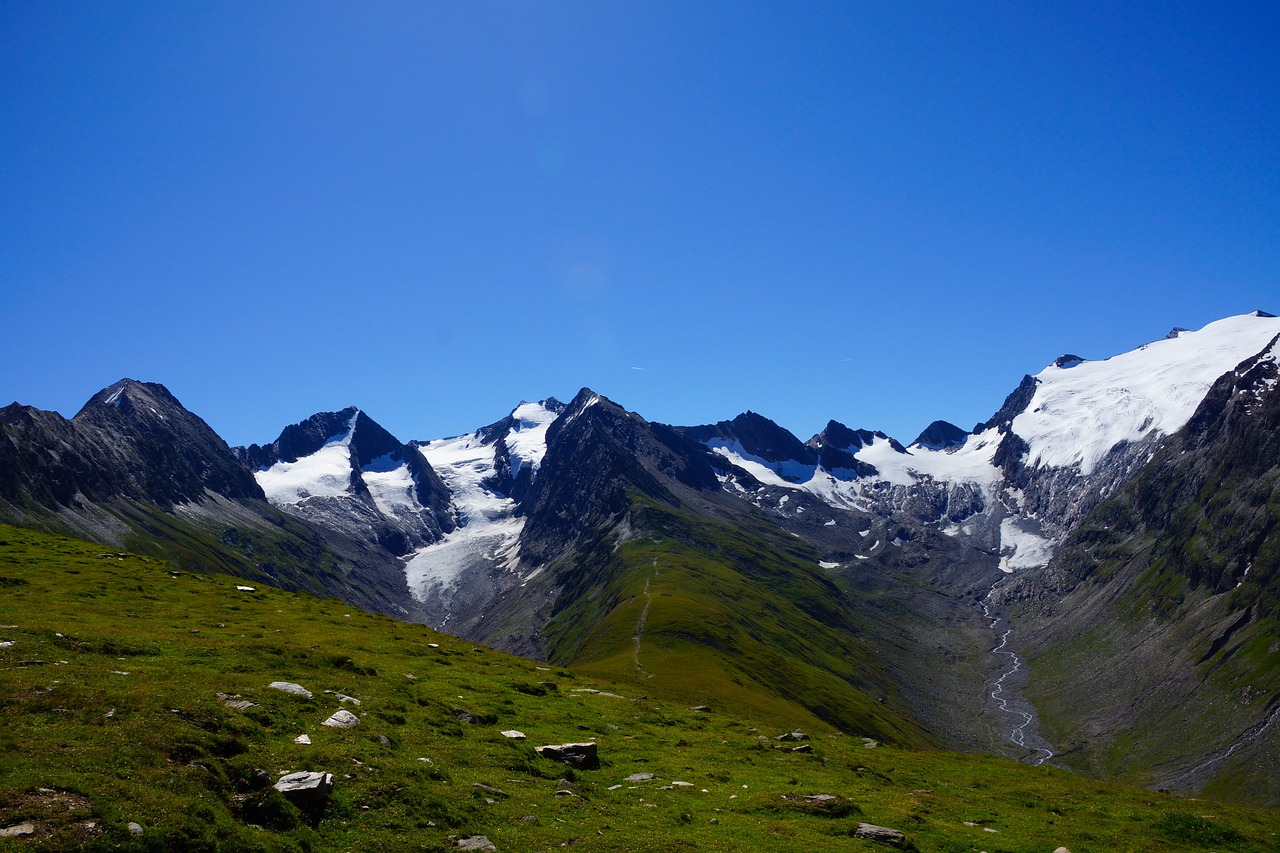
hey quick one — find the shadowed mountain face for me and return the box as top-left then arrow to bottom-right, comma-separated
0,380 -> 421,620
1,379 -> 263,510
1010,334 -> 1280,804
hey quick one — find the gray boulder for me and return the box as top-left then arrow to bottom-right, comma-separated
274,771 -> 334,806
322,709 -> 360,728
457,836 -> 497,851
535,742 -> 599,769
854,822 -> 906,845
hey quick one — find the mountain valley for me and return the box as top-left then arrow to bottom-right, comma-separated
3,311 -> 1280,847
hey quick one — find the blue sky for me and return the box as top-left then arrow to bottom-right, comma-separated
2,2 -> 1276,447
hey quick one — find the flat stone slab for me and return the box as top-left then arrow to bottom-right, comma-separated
324,689 -> 360,705
274,771 -> 334,805
854,822 -> 906,845
268,681 -> 313,698
624,773 -> 656,782
500,730 -> 526,739
0,824 -> 35,838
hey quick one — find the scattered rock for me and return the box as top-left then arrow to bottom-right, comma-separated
452,709 -> 481,724
854,822 -> 906,845
217,693 -> 258,711
322,709 -> 360,728
377,734 -> 392,747
554,789 -> 577,797
535,742 -> 599,769
472,783 -> 509,798
692,705 -> 711,712
268,681 -> 313,698
863,738 -> 879,749
324,690 -> 360,705
671,781 -> 694,787
776,731 -> 809,742
274,771 -> 334,806
804,794 -> 838,804
457,836 -> 497,851
791,744 -> 813,753
1053,848 -> 1071,853
500,730 -> 527,739
624,773 -> 656,782
127,822 -> 144,837
608,784 -> 622,790
294,734 -> 311,745
250,769 -> 273,789
0,641 -> 14,648
519,816 -> 539,824
0,824 -> 35,838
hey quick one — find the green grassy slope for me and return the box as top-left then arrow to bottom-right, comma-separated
3,525 -> 1280,851
541,498 -> 929,748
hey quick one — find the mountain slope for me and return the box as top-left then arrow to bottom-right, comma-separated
1011,332 -> 1280,804
8,524 -> 1280,851
0,380 -> 419,620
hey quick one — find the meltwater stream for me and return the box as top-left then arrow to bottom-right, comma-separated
980,580 -> 1055,766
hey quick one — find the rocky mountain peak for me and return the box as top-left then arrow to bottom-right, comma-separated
910,420 -> 969,451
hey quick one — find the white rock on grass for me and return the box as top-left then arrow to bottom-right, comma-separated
268,681 -> 313,698
274,772 -> 334,805
500,730 -> 526,739
322,709 -> 359,728
294,734 -> 311,744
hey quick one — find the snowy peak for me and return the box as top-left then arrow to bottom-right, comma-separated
245,407 -> 453,547
1009,312 -> 1280,475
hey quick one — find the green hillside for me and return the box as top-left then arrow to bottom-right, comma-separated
2,524 -> 1279,852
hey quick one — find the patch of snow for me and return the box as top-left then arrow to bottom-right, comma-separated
236,585 -> 256,592
505,401 -> 560,475
361,459 -> 421,516
998,517 -> 1056,573
823,519 -> 836,527
818,561 -> 838,569
256,410 -> 359,505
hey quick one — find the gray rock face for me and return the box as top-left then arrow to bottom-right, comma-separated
535,742 -> 599,769
854,822 -> 907,844
273,771 -> 334,805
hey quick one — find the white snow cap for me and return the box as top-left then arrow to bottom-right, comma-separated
1010,312 -> 1280,474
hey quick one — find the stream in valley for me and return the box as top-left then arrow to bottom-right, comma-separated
980,580 -> 1056,765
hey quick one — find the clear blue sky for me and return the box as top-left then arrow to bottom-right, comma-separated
2,2 -> 1276,447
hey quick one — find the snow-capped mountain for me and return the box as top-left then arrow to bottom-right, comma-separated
404,399 -> 563,629
239,407 -> 454,557
684,311 -> 1280,573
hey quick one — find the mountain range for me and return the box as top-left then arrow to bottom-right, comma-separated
3,310 -> 1278,805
